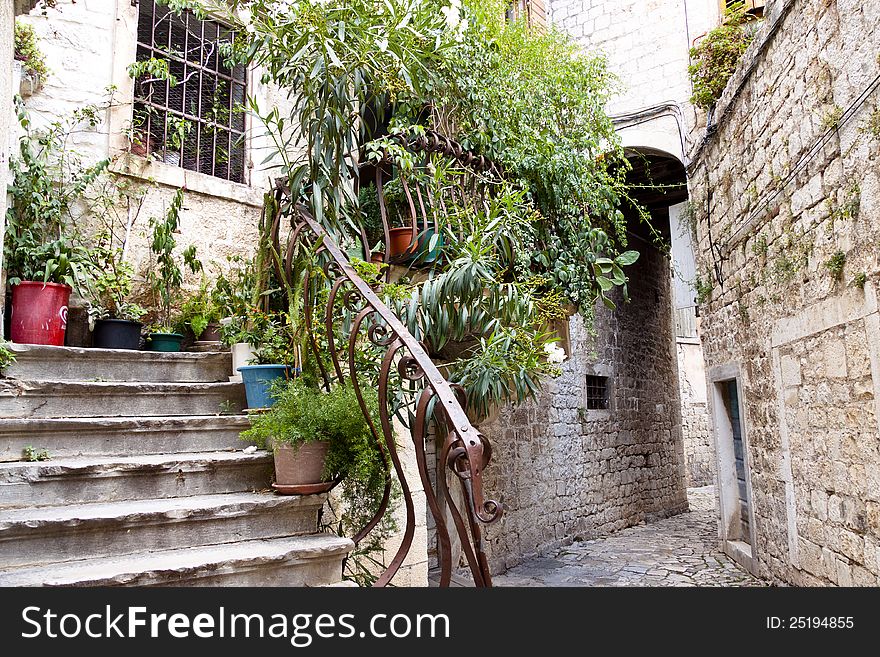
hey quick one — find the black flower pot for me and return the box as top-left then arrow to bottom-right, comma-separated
93,319 -> 143,350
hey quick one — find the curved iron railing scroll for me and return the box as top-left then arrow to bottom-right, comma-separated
269,190 -> 502,587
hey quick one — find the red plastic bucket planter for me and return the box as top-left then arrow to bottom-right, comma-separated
10,281 -> 72,346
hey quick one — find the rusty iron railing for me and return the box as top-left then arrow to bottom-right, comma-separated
268,187 -> 502,587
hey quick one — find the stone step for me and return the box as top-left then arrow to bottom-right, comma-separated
0,415 -> 252,462
0,380 -> 246,419
0,492 -> 324,568
0,535 -> 353,586
0,450 -> 274,508
4,344 -> 232,383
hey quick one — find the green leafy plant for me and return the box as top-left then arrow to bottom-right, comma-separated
241,379 -> 391,580
825,251 -> 846,282
176,280 -> 222,338
4,100 -> 108,289
22,446 -> 50,462
146,189 -> 203,331
852,272 -> 867,289
0,342 -> 16,372
14,21 -> 49,79
694,274 -> 714,304
83,240 -> 147,326
688,2 -> 757,110
821,105 -> 844,132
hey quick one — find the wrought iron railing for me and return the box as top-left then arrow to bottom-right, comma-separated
268,187 -> 502,587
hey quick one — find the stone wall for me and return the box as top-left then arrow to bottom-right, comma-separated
548,0 -> 720,160
471,232 -> 688,574
678,339 -> 714,487
688,0 -> 880,585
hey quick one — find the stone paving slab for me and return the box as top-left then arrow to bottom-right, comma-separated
489,486 -> 761,587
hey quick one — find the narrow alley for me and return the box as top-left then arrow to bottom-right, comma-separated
487,487 -> 761,587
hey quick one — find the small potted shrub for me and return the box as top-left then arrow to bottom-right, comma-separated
177,280 -> 222,342
240,379 -> 382,495
236,310 -> 297,410
13,21 -> 48,98
84,240 -> 146,350
145,189 -> 202,352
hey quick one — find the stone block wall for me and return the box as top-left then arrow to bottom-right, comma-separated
473,236 -> 689,574
688,0 -> 880,585
548,0 -> 720,159
678,339 -> 715,487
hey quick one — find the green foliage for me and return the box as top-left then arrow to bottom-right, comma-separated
23,446 -> 50,462
866,108 -> 880,139
824,251 -> 846,281
241,379 -> 390,552
83,241 -> 147,326
176,280 -> 222,337
157,0 -> 647,416
852,272 -> 867,289
821,105 -> 844,132
694,274 -> 713,304
146,189 -> 203,330
4,100 -> 107,289
0,342 -> 16,372
14,21 -> 49,79
688,2 -> 757,110
127,57 -> 178,86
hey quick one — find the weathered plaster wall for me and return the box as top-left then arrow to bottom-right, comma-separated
473,236 -> 688,574
689,0 -> 880,585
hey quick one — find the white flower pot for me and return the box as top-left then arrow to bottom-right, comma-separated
229,342 -> 256,383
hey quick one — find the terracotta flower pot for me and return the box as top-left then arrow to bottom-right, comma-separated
271,441 -> 333,495
388,227 -> 417,259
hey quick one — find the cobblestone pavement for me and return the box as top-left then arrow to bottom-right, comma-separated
488,486 -> 762,587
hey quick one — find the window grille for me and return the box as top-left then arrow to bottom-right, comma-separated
133,1 -> 247,183
585,375 -> 609,411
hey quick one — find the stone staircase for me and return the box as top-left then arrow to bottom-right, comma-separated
0,344 -> 353,586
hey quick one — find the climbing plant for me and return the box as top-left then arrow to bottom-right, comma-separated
688,2 -> 758,110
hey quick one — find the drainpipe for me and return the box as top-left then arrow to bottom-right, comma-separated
1,0 -> 14,338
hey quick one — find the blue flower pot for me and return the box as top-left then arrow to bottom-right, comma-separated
237,364 -> 294,410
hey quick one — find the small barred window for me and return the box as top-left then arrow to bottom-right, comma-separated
132,0 -> 247,183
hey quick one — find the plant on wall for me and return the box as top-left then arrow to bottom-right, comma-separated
688,2 -> 758,110
14,21 -> 49,79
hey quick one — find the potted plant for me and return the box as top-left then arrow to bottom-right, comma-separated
4,104 -> 99,346
13,21 -> 48,98
213,257 -> 259,380
145,189 -> 202,352
84,243 -> 147,350
236,310 -> 298,410
177,279 -> 222,342
240,379 -> 382,495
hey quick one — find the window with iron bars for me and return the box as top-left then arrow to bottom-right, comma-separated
585,375 -> 610,411
132,0 -> 247,183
